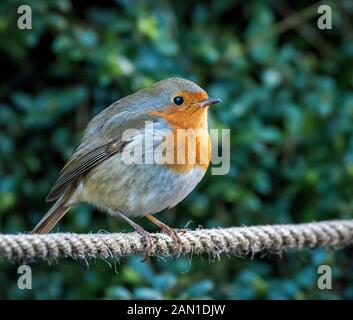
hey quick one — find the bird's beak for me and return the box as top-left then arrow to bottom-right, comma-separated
198,97 -> 221,107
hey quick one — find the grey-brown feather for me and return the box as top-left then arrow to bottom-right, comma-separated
37,78 -> 207,232
45,78 -> 199,202
46,139 -> 127,201
32,196 -> 70,233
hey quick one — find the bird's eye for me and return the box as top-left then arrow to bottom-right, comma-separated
173,96 -> 184,106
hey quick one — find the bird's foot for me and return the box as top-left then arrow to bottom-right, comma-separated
115,210 -> 155,261
160,225 -> 183,255
134,225 -> 154,260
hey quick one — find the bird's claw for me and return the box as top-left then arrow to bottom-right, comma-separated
160,226 -> 183,255
134,226 -> 154,261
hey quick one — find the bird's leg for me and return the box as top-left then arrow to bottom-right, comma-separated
116,210 -> 153,256
146,214 -> 183,252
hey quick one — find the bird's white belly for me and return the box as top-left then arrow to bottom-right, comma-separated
127,164 -> 206,216
77,153 -> 206,217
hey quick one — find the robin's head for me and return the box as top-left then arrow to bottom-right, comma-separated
148,78 -> 221,129
150,78 -> 220,111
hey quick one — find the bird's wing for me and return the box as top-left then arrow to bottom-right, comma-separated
46,97 -> 169,202
46,137 -> 127,201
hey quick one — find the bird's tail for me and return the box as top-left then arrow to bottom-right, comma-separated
32,198 -> 70,234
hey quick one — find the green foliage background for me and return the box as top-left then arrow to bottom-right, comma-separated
1,0 -> 353,299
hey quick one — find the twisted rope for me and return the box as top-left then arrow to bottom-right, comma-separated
1,220 -> 353,263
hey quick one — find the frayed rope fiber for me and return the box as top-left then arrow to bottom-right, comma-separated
1,220 -> 353,263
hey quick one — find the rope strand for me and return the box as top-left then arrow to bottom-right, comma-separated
1,220 -> 353,263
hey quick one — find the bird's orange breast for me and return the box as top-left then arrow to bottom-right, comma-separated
150,95 -> 211,173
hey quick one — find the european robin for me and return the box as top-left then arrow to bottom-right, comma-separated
32,78 -> 220,251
